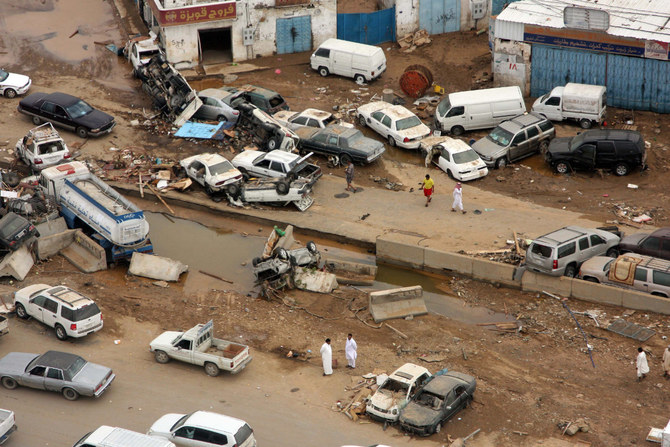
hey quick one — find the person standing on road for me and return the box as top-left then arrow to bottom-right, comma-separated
345,333 -> 358,369
320,338 -> 333,376
420,174 -> 434,207
637,347 -> 649,381
663,344 -> 670,378
452,182 -> 466,214
345,162 -> 356,193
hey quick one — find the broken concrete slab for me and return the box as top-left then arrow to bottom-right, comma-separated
35,217 -> 68,238
293,268 -> 338,293
324,257 -> 377,276
369,285 -> 428,323
37,229 -> 106,273
0,246 -> 34,281
129,252 -> 188,281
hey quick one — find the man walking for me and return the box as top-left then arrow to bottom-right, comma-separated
345,333 -> 358,369
420,174 -> 434,207
637,347 -> 649,381
320,338 -> 333,376
452,182 -> 466,214
663,344 -> 670,378
345,161 -> 356,193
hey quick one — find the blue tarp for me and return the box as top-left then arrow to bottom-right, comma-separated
174,121 -> 235,140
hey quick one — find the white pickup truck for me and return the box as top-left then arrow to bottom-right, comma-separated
149,321 -> 251,377
0,409 -> 17,445
0,316 -> 7,337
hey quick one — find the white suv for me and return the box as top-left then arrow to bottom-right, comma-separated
14,284 -> 103,340
149,411 -> 256,447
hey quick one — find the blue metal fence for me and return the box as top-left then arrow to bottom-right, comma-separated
337,7 -> 396,45
419,0 -> 460,35
276,16 -> 312,54
492,0 -> 522,16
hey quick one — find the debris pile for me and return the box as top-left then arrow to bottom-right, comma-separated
336,373 -> 381,421
610,201 -> 663,225
462,232 -> 528,265
398,29 -> 432,53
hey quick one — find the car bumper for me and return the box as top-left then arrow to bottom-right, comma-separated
457,167 -> 489,181
396,139 -> 422,149
0,424 -> 17,445
93,373 -> 116,398
72,321 -> 103,338
365,150 -> 385,164
399,422 -> 432,436
16,80 -> 31,95
526,265 -> 562,276
366,406 -> 399,423
89,121 -> 116,137
230,355 -> 253,374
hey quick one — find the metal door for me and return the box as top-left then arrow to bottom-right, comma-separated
337,7 -> 395,45
530,45 -> 606,98
607,54 -> 649,111
276,16 -> 312,54
419,0 -> 460,35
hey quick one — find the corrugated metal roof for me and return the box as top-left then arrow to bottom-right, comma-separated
496,0 -> 670,43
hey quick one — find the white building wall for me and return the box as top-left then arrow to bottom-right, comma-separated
492,38 -> 530,95
460,0 -> 489,31
395,0 -> 419,37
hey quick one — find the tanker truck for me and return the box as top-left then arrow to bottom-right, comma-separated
38,162 -> 152,262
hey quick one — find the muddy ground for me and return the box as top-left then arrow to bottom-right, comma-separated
1,0 -> 670,445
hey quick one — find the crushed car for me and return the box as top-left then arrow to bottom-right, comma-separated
124,32 -> 163,76
221,84 -> 289,114
273,108 -> 352,131
295,125 -> 385,166
231,149 -> 321,185
366,363 -> 432,423
15,123 -> 71,172
252,243 -> 320,292
180,153 -> 243,195
357,101 -> 430,149
229,177 -> 315,212
234,100 -> 298,151
421,136 -> 488,181
0,212 -> 39,253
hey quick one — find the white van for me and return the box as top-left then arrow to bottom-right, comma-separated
310,38 -> 386,84
434,86 -> 526,135
73,426 -> 176,447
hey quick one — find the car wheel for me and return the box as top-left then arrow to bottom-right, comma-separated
15,302 -> 29,319
307,241 -> 318,254
555,161 -> 570,174
226,183 -> 240,199
32,116 -> 42,125
276,180 -> 290,195
447,169 -> 454,180
614,163 -> 629,176
433,423 -> 442,434
55,324 -> 68,341
539,140 -> 549,155
318,67 -> 329,77
387,135 -> 396,147
267,137 -> 279,151
204,362 -> 220,377
62,387 -> 79,401
495,157 -> 507,169
451,126 -> 464,136
154,350 -> 170,364
286,171 -> 297,183
76,127 -> 88,139
354,74 -> 366,84
579,119 -> 592,129
358,115 -> 367,127
1,377 -> 18,390
564,264 -> 577,278
205,185 -> 214,195
606,247 -> 619,258
585,277 -> 599,283
238,167 -> 250,181
216,115 -> 226,122
340,154 -> 353,167
4,89 -> 17,99
252,257 -> 263,267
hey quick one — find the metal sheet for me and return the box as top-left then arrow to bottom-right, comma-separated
606,319 -> 655,342
337,7 -> 396,45
276,15 -> 312,55
419,0 -> 460,35
530,45 -> 606,98
174,121 -> 232,140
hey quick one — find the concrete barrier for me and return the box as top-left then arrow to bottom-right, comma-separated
0,246 -> 34,280
35,217 -> 68,238
424,249 -> 473,276
376,236 -> 424,269
571,279 -> 623,307
472,258 -> 519,288
369,285 -> 428,323
324,258 -> 377,276
294,269 -> 338,293
621,290 -> 670,314
521,271 -> 573,296
36,229 -> 76,260
129,253 -> 188,281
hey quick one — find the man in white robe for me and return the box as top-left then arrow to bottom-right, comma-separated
320,338 -> 332,376
637,347 -> 649,381
452,182 -> 465,214
345,333 -> 358,369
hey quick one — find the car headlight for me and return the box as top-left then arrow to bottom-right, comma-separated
91,127 -> 101,132
392,409 -> 398,415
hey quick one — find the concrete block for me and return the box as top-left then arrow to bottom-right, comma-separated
621,290 -> 670,315
36,229 -> 76,260
129,253 -> 188,281
61,231 -> 107,273
376,236 -> 424,269
369,285 -> 428,323
571,279 -> 623,307
0,246 -> 34,281
424,249 -> 473,276
324,258 -> 377,276
521,270 -> 572,297
35,217 -> 68,238
294,268 -> 338,293
472,258 -> 519,287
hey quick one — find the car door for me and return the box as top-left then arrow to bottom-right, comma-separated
444,385 -> 468,420
21,365 -> 47,390
198,96 -> 215,120
173,426 -> 216,447
22,137 -> 35,164
589,234 -> 607,257
269,161 -> 286,178
44,367 -> 64,392
252,158 -> 273,177
543,95 -> 563,121
39,101 -> 58,124
632,266 -> 650,293
571,143 -> 596,170
524,125 -> 540,157
369,111 -> 385,135
187,161 -> 206,186
41,298 -> 59,329
638,236 -> 662,257
171,338 -> 194,363
308,132 -> 330,155
595,141 -> 617,170
507,131 -> 527,161
28,295 -> 49,323
52,105 -> 73,130
291,116 -> 309,127
437,147 -> 452,174
577,236 -> 590,261
306,118 -> 321,128
327,134 -> 341,156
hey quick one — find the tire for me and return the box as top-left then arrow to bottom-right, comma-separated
266,137 -> 279,151
226,183 -> 240,199
606,248 -> 619,258
358,115 -> 367,127
450,126 -> 464,136
216,115 -> 226,122
585,277 -> 599,283
4,89 -> 17,99
204,362 -> 220,377
32,116 -> 41,125
433,423 -> 442,434
62,387 -> 79,401
579,119 -> 592,129
447,169 -> 455,180
275,248 -> 289,261
555,161 -> 570,174
154,350 -> 170,364
614,163 -> 629,176
564,264 -> 577,278
307,241 -> 317,254
318,67 -> 329,77
252,257 -> 263,267
286,171 -> 297,183
495,157 -> 507,169
15,303 -> 28,319
340,154 -> 353,167
55,324 -> 68,341
539,140 -> 549,155
387,135 -> 396,147
276,180 -> 290,195
76,127 -> 88,139
354,74 -> 366,84
205,185 -> 214,195
1,377 -> 18,390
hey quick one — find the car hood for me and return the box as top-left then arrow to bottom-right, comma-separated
75,109 -> 115,128
471,138 -> 505,158
232,150 -> 262,167
619,233 -> 648,250
370,389 -> 403,412
579,256 -> 613,276
547,137 -> 572,154
3,72 -> 30,88
73,362 -> 113,387
399,401 -> 440,427
149,413 -> 185,436
400,124 -> 431,139
351,138 -> 385,154
0,352 -> 38,374
456,157 -> 487,170
150,331 -> 182,348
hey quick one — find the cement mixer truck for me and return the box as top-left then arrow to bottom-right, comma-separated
38,162 -> 152,262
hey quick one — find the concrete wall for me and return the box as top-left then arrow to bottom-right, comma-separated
395,0 -> 419,38
492,39 -> 531,95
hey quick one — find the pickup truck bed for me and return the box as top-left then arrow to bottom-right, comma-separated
0,409 -> 16,445
0,316 -> 7,337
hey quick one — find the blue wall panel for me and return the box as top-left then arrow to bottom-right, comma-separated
530,45 -> 606,98
419,0 -> 460,35
492,0 -> 522,16
276,16 -> 312,54
337,7 -> 395,45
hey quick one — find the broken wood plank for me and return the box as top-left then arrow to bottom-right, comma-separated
513,230 -> 521,254
199,270 -> 233,284
384,323 -> 408,339
147,184 -> 175,214
139,173 -> 144,198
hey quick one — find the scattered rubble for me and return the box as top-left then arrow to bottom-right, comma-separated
398,29 -> 432,52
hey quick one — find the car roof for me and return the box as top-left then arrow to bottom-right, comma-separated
44,92 -> 81,107
616,253 -> 670,272
35,350 -> 84,368
534,226 -> 592,245
265,150 -> 298,163
499,113 -> 545,132
325,125 -> 359,138
239,84 -> 282,99
301,108 -> 332,120
579,129 -> 642,143
389,363 -> 430,383
649,228 -> 670,239
186,411 -> 247,432
0,212 -> 28,225
199,89 -> 231,100
422,372 -> 475,395
43,285 -> 95,308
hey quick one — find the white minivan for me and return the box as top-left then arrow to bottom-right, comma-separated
434,86 -> 526,135
73,426 -> 176,447
310,38 -> 386,84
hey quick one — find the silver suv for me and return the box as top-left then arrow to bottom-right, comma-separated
525,226 -> 620,277
472,113 -> 555,169
14,284 -> 103,340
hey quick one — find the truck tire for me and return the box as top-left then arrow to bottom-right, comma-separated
226,183 -> 240,199
154,350 -> 170,364
318,67 -> 329,77
55,324 -> 68,341
1,377 -> 18,389
15,303 -> 29,319
266,136 -> 280,151
62,387 -> 79,401
354,74 -> 366,85
204,362 -> 220,377
450,125 -> 464,136
276,180 -> 290,195
307,241 -> 318,254
579,119 -> 592,129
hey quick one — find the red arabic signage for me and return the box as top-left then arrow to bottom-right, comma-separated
150,0 -> 236,27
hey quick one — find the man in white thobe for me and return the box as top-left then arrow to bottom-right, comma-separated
452,182 -> 465,214
345,333 -> 358,369
637,347 -> 649,381
320,338 -> 332,376
662,345 -> 670,378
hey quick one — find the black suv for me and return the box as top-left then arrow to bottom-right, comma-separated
545,129 -> 645,176
614,227 -> 670,260
0,212 -> 39,251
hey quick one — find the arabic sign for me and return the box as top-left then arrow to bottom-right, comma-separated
524,25 -> 645,58
645,40 -> 669,61
149,0 -> 236,27
198,320 -> 214,337
276,0 -> 310,6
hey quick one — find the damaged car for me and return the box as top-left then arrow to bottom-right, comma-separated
295,125 -> 385,166
15,123 -> 71,172
357,101 -> 430,149
231,150 -> 321,185
399,372 -> 476,436
180,153 -> 243,195
230,177 -> 315,212
273,108 -> 351,130
234,100 -> 298,152
252,244 -> 320,292
0,212 -> 39,252
366,363 -> 431,423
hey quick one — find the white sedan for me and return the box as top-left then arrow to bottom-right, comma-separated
0,69 -> 31,98
356,101 -> 430,149
179,153 -> 243,195
421,136 -> 488,181
273,108 -> 352,130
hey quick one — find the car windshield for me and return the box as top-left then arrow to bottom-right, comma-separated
603,258 -> 615,272
65,100 -> 94,119
209,160 -> 234,175
322,115 -> 336,126
486,127 -> 514,147
73,303 -> 101,321
234,424 -> 254,445
540,92 -> 551,102
0,69 -> 8,82
170,414 -> 191,432
380,378 -> 409,393
437,97 -> 450,116
396,116 -> 422,131
414,390 -> 445,409
569,133 -> 585,151
140,49 -> 161,59
63,356 -> 87,379
452,149 -> 480,164
269,96 -> 284,108
0,214 -> 28,238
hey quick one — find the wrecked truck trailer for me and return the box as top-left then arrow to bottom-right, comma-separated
137,54 -> 202,127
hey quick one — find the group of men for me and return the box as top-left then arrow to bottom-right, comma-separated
320,334 -> 358,376
421,174 -> 466,213
636,345 -> 670,381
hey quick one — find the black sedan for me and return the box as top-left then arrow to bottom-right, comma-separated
295,125 -> 385,166
399,372 -> 476,436
17,92 -> 115,138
